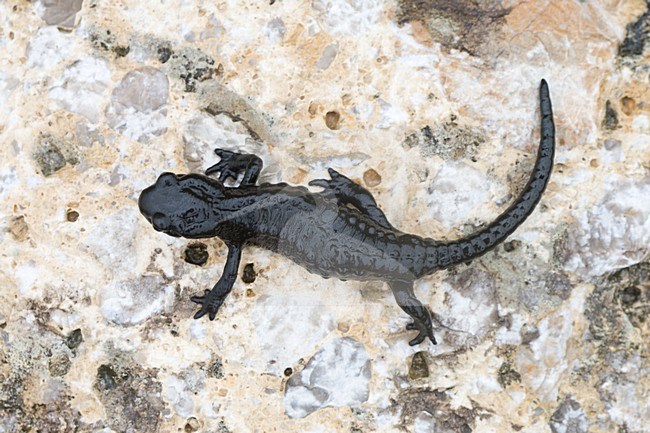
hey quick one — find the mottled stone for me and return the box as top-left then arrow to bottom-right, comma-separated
549,398 -> 588,433
33,140 -> 67,176
83,208 -> 141,279
397,0 -> 509,56
284,338 -> 371,418
516,287 -> 586,403
312,0 -> 384,35
94,362 -> 164,432
0,72 -> 19,115
264,17 -> 286,43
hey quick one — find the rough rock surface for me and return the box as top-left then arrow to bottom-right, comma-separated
1,1 -> 649,432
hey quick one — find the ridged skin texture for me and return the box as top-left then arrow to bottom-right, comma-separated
139,80 -> 555,346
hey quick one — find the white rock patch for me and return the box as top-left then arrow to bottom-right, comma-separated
284,337 -> 371,418
564,179 -> 650,278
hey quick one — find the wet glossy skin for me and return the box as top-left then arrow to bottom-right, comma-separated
139,80 -> 555,346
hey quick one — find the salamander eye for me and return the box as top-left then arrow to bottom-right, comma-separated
158,172 -> 178,187
151,213 -> 170,231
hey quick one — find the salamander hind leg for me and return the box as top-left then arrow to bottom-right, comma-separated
205,149 -> 263,186
389,280 -> 437,346
309,168 -> 395,230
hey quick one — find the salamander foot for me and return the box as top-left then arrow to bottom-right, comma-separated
190,289 -> 224,321
205,149 -> 262,186
406,321 -> 437,346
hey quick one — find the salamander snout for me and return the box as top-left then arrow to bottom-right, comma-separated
138,172 -> 180,223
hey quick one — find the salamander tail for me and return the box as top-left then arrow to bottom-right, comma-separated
422,79 -> 555,273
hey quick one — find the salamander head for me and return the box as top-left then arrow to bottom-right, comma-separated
138,172 -> 224,239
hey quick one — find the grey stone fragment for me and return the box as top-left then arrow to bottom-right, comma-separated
106,67 -> 169,142
316,43 -> 339,70
35,0 -> 83,29
284,338 -> 371,418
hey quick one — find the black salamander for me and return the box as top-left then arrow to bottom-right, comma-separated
138,80 -> 555,346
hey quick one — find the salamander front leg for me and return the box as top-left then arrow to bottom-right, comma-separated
191,244 -> 242,320
389,280 -> 437,346
205,149 -> 263,186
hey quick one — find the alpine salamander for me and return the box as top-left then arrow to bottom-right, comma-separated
138,80 -> 555,346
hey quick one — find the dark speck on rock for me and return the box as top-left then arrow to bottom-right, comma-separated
408,351 -> 429,379
603,100 -> 619,130
242,263 -> 256,283
184,243 -> 209,266
158,46 -> 172,63
503,240 -> 521,252
113,45 -> 130,57
284,367 -> 293,377
497,361 -> 521,388
66,209 -> 79,222
65,328 -> 83,350
208,359 -> 224,379
96,364 -> 118,391
618,7 -> 650,57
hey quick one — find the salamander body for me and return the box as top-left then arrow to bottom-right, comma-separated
138,80 -> 555,345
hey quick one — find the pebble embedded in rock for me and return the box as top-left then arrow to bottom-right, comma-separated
620,96 -> 635,115
184,243 -> 209,266
242,263 -> 256,283
363,168 -> 382,187
549,397 -> 588,433
408,351 -> 429,379
325,110 -> 341,130
48,353 -> 72,377
9,215 -> 28,241
66,209 -> 79,222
